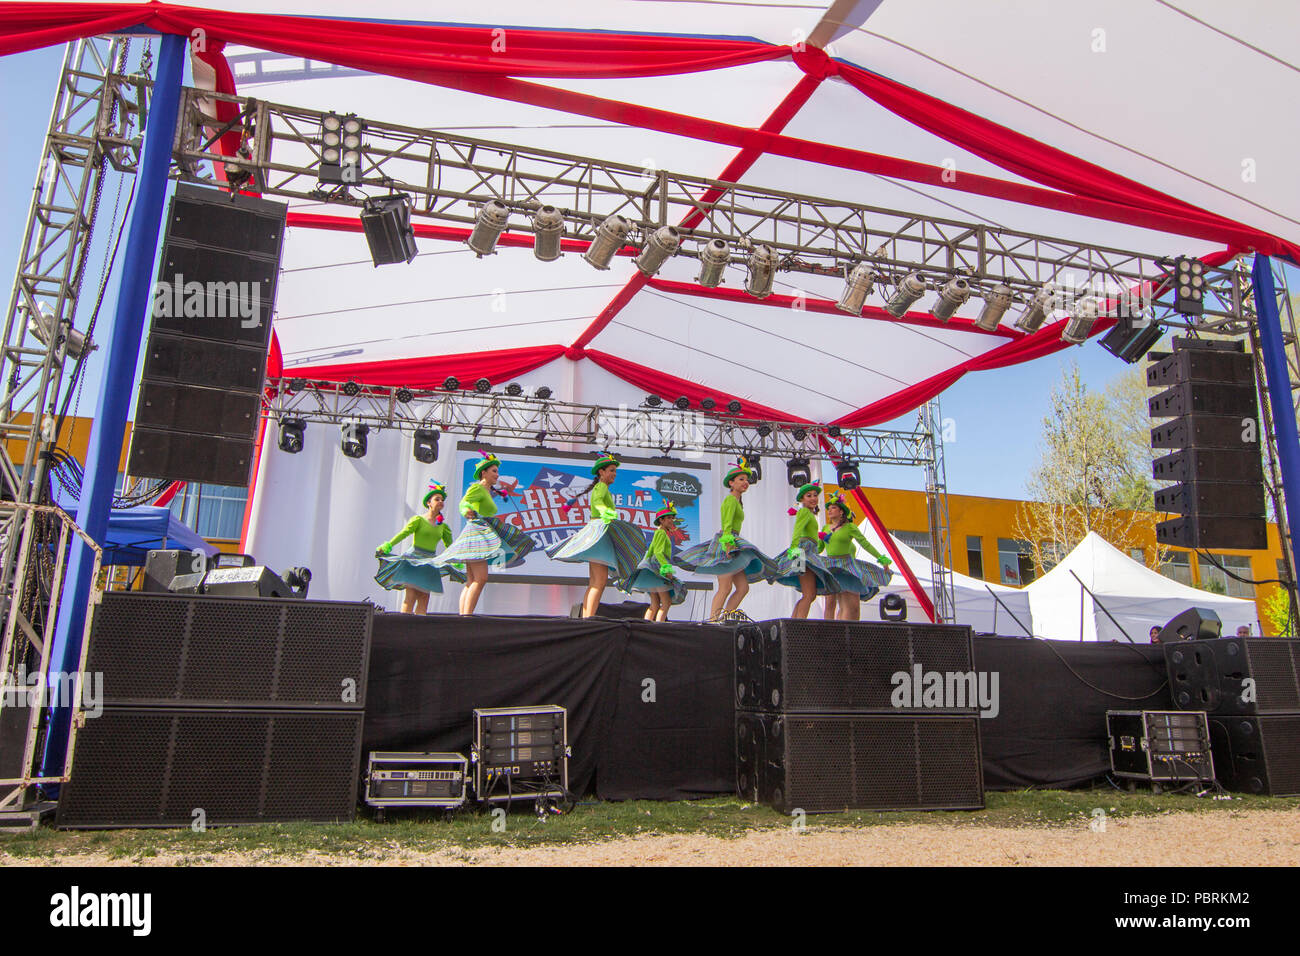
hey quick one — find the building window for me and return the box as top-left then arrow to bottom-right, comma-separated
1161,551 -> 1193,587
894,530 -> 933,561
1040,540 -> 1066,573
1129,548 -> 1145,566
966,535 -> 983,580
168,483 -> 248,541
996,538 -> 1033,586
1202,553 -> 1255,600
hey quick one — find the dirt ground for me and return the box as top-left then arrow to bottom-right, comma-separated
10,807 -> 1300,866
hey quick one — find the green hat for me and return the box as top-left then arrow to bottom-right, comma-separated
654,501 -> 679,525
825,492 -> 854,521
723,456 -> 755,488
422,481 -> 447,508
795,482 -> 822,501
591,452 -> 620,476
473,452 -> 501,479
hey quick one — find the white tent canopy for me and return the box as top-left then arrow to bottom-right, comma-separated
1024,532 -> 1259,643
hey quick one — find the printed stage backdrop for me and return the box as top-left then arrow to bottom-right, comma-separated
454,443 -> 712,583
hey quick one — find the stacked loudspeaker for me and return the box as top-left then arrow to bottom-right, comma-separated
735,620 -> 984,813
1148,338 -> 1266,550
128,183 -> 287,487
1164,635 -> 1300,796
57,593 -> 373,827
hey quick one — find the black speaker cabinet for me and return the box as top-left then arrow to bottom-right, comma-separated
734,619 -> 975,713
1208,714 -> 1300,796
1158,606 -> 1222,643
143,548 -> 208,592
1165,638 -> 1300,715
737,712 -> 983,813
1156,515 -> 1268,551
84,592 -> 373,709
56,706 -> 364,827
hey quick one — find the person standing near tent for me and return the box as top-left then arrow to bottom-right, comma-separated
818,492 -> 892,620
546,453 -> 646,617
770,482 -> 839,619
622,501 -> 688,621
678,458 -> 776,622
374,480 -> 466,614
434,452 -> 535,615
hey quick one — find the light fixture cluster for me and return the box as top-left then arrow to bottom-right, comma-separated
643,395 -> 744,416
318,112 -> 363,185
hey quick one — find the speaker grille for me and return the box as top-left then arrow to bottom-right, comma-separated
1244,641 -> 1300,711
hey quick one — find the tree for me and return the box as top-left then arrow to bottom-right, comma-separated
1013,362 -> 1168,576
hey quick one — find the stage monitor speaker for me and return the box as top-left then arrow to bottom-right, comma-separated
735,619 -> 975,713
737,712 -> 983,813
84,592 -> 373,709
1208,714 -> 1300,796
56,706 -> 364,827
1165,637 -> 1300,715
1157,607 -> 1222,643
201,565 -> 298,599
143,548 -> 208,593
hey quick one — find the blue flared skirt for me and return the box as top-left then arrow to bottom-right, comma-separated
621,552 -> 688,604
375,546 -> 466,594
769,538 -> 842,594
820,553 -> 893,599
545,518 -> 646,582
433,516 -> 536,569
676,532 -> 777,582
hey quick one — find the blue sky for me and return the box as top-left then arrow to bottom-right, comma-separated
0,42 -> 1160,501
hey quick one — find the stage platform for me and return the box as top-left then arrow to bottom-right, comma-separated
364,613 -> 1173,799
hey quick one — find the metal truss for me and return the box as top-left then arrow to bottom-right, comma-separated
172,87 -> 1258,325
266,379 -> 937,467
919,398 -> 957,623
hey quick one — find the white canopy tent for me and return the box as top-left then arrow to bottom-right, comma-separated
1024,532 -> 1260,643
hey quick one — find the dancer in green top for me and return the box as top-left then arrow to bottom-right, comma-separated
623,501 -> 688,621
374,481 -> 464,614
817,492 -> 893,620
769,482 -> 841,618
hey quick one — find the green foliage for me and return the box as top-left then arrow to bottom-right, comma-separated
1199,577 -> 1227,595
1262,588 -> 1297,637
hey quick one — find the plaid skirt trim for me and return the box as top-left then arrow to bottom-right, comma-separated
545,518 -> 646,582
821,553 -> 892,598
769,538 -> 843,594
374,546 -> 466,594
434,516 -> 536,569
677,532 -> 778,582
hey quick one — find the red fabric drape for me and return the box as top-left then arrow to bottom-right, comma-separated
286,344 -> 566,390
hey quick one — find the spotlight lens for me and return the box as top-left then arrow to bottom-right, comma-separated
342,150 -> 361,165
343,133 -> 361,150
323,132 -> 340,147
675,397 -> 691,410
727,401 -> 742,415
475,378 -> 491,393
322,148 -> 341,163
343,117 -> 362,134
1179,261 -> 1190,273
443,376 -> 459,391
323,115 -> 341,132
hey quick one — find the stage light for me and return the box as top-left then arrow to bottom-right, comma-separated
1061,296 -> 1099,344
360,194 -> 417,266
505,382 -> 523,397
828,425 -> 841,438
1013,283 -> 1058,333
836,262 -> 876,316
278,418 -> 305,454
584,214 -> 631,270
288,378 -> 307,392
786,457 -> 811,488
744,453 -> 762,483
700,397 -> 716,411
757,424 -> 772,437
395,387 -> 413,403
836,459 -> 861,490
744,245 -> 778,298
697,239 -> 731,287
341,423 -> 369,459
443,376 -> 460,391
976,284 -> 1014,331
532,205 -> 564,261
884,273 -> 926,317
30,303 -> 86,359
474,378 -> 492,393
467,199 -> 510,257
535,386 -> 553,400
342,380 -> 360,397
635,226 -> 680,276
283,566 -> 312,598
931,276 -> 971,321
319,112 -> 363,184
645,395 -> 663,407
674,396 -> 691,410
791,427 -> 808,441
727,400 -> 742,415
413,428 -> 440,464
880,592 -> 907,622
1172,256 -> 1206,316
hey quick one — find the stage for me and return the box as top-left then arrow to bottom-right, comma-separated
363,613 -> 1174,799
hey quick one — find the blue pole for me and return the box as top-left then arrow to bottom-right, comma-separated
1251,255 -> 1300,576
40,34 -> 187,778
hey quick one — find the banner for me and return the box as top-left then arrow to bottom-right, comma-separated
453,444 -> 713,582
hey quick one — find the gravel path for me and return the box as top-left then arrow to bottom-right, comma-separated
8,808 -> 1299,866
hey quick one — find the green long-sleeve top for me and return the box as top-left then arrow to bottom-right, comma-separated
822,520 -> 886,561
790,507 -> 824,551
589,482 -> 618,520
720,494 -> 744,535
382,515 -> 453,552
644,526 -> 673,567
460,482 -> 497,518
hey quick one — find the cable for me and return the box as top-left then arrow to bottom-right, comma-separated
1195,548 -> 1288,587
1036,637 -> 1169,700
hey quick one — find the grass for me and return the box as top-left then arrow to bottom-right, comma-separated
1,788 -> 1296,863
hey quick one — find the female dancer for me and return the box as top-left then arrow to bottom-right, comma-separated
546,453 -> 647,618
374,480 -> 465,614
818,492 -> 892,621
434,452 -> 535,615
678,458 -> 776,622
769,482 -> 840,619
623,501 -> 688,621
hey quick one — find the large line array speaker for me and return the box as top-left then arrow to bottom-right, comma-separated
735,620 -> 984,812
1147,338 -> 1266,550
57,593 -> 373,827
127,183 -> 287,487
1164,637 -> 1300,795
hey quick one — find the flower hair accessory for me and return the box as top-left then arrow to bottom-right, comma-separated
722,456 -> 755,488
